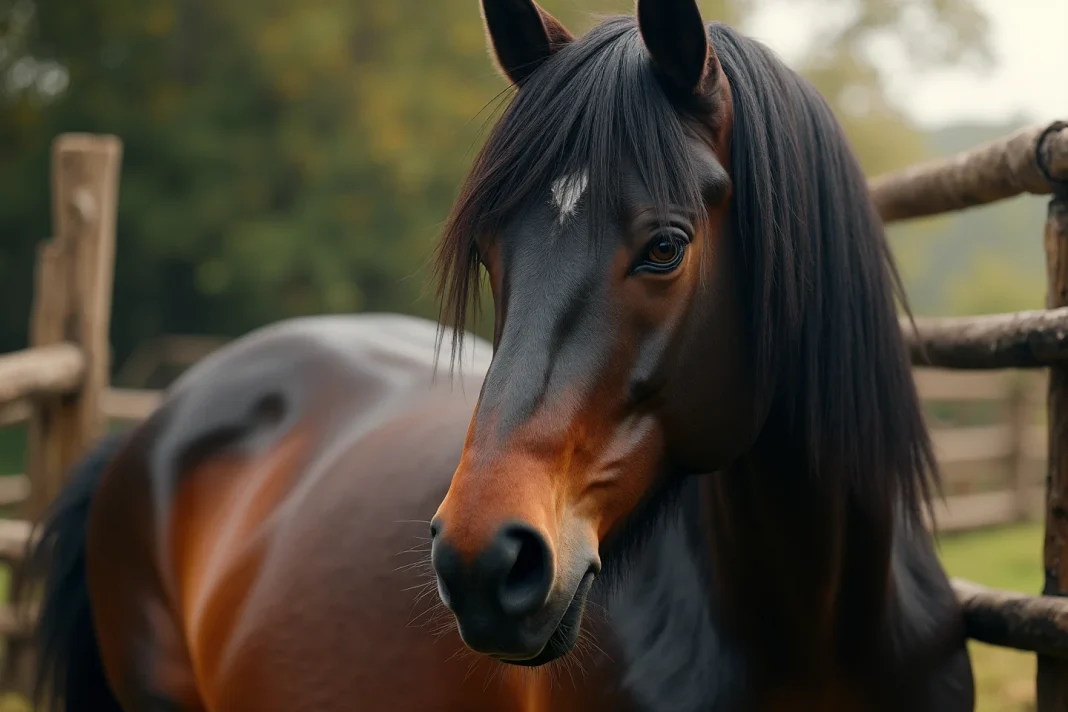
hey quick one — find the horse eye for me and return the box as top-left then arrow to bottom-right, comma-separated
634,232 -> 688,274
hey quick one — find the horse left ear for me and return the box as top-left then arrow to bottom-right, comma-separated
636,0 -> 720,95
481,0 -> 574,86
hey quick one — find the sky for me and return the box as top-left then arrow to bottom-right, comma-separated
745,0 -> 1068,129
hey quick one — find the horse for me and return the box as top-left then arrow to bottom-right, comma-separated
20,1 -> 975,711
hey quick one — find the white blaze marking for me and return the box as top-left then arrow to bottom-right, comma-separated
549,171 -> 589,224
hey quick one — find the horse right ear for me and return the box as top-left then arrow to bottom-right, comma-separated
480,0 -> 574,86
636,0 -> 719,96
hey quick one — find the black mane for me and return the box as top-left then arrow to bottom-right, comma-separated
436,18 -> 938,525
708,21 -> 937,523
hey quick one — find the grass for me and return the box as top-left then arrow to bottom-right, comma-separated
937,521 -> 1044,711
0,427 -> 23,477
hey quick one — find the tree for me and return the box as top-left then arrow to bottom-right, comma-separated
0,0 -> 990,369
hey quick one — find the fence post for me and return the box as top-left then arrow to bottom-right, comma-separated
1039,185 -> 1068,711
21,134 -> 122,520
2,134 -> 122,699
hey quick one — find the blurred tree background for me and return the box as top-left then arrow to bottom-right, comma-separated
0,0 -> 1043,377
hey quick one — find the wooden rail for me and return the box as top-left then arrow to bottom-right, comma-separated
871,121 -> 1068,223
904,307 -> 1068,369
953,578 -> 1068,659
0,345 -> 85,406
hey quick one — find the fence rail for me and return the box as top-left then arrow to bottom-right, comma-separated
952,578 -> 1068,659
0,345 -> 85,407
870,122 -> 1068,223
905,307 -> 1068,369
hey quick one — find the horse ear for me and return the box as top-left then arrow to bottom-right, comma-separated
636,0 -> 720,95
480,0 -> 574,85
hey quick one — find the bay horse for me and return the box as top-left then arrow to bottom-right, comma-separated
22,1 -> 975,711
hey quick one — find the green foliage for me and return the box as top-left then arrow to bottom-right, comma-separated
0,426 -> 23,476
946,251 -> 1046,316
1,0 -> 989,366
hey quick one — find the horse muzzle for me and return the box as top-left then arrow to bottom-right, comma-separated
430,518 -> 598,664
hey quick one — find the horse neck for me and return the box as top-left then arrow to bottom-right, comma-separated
700,444 -> 896,671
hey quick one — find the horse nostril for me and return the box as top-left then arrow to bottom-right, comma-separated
430,521 -> 554,622
496,524 -> 552,617
429,520 -> 441,539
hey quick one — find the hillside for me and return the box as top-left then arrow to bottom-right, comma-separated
888,119 -> 1049,317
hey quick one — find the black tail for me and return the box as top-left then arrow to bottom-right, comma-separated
17,431 -> 129,712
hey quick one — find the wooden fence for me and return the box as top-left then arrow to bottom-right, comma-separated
0,123 -> 1065,703
920,368 -> 1048,532
877,120 -> 1068,711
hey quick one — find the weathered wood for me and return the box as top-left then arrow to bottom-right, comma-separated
0,476 -> 30,508
871,121 -> 1068,223
903,307 -> 1068,369
0,519 -> 33,561
912,368 -> 1015,402
0,344 -> 85,406
0,399 -> 32,428
931,423 -> 1046,464
952,578 -> 1068,659
22,242 -> 77,523
19,136 -> 121,521
52,133 -> 122,459
931,487 -> 1046,533
1039,187 -> 1068,711
104,387 -> 162,421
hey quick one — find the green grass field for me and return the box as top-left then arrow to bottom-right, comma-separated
0,428 -> 23,478
0,433 -> 1049,712
938,521 -> 1044,712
